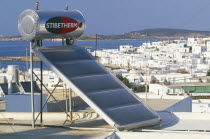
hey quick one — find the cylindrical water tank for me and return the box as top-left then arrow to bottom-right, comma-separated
18,9 -> 85,41
7,65 -> 19,83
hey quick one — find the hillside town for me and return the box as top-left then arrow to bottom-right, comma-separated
92,37 -> 210,96
1,38 -> 210,97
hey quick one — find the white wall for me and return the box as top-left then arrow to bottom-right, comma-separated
149,84 -> 169,95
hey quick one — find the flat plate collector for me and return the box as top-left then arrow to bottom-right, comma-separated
33,46 -> 160,130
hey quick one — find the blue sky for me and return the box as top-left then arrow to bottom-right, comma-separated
1,0 -> 210,36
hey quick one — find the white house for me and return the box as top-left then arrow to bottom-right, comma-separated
119,45 -> 135,52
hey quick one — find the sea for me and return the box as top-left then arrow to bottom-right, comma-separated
0,39 -> 168,71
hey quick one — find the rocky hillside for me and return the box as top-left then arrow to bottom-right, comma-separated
80,28 -> 210,40
2,28 -> 210,41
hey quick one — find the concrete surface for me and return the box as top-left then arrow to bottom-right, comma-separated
0,118 -> 112,139
141,99 -> 180,111
108,131 -> 210,139
0,124 -> 109,139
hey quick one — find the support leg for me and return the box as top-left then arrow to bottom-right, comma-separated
69,88 -> 73,121
40,40 -> 43,125
30,41 -> 35,128
40,61 -> 43,125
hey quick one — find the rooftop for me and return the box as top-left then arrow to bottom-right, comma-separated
164,82 -> 210,87
1,112 -> 210,138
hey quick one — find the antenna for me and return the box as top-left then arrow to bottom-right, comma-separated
95,34 -> 98,57
36,2 -> 39,10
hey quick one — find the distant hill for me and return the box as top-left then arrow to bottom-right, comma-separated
2,28 -> 210,41
128,28 -> 210,38
80,28 -> 210,40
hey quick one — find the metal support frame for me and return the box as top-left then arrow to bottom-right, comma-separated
30,40 -> 76,128
29,41 -> 116,131
30,39 -> 104,130
29,40 -> 111,130
62,84 -> 74,126
33,73 -> 72,122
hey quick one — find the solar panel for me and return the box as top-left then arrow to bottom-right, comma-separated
20,81 -> 41,93
0,83 -> 20,95
33,46 -> 160,130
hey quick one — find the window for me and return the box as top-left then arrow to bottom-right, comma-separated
173,77 -> 176,83
161,77 -> 163,82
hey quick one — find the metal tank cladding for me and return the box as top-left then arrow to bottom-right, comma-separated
18,9 -> 85,41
